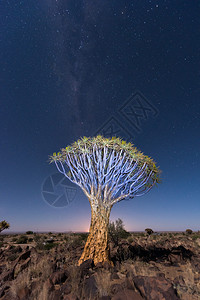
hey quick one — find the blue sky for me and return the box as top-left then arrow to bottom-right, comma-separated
0,0 -> 200,232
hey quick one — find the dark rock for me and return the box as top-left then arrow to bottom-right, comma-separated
95,262 -> 104,268
103,261 -> 113,270
0,290 -> 16,300
80,259 -> 94,270
0,265 -> 6,275
133,275 -> 179,300
16,287 -> 30,300
0,268 -> 15,284
50,270 -> 69,284
168,246 -> 193,264
14,257 -> 31,276
110,272 -> 120,280
111,289 -> 143,300
12,246 -> 23,254
30,280 -> 42,292
60,282 -> 72,295
0,283 -> 10,297
63,294 -> 79,300
17,250 -> 31,262
110,283 -> 123,295
49,290 -> 63,300
82,275 -> 97,299
44,278 -> 54,292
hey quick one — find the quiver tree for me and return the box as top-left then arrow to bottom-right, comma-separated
0,220 -> 10,233
50,135 -> 161,265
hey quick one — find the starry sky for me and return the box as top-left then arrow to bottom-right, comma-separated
1,0 -> 200,232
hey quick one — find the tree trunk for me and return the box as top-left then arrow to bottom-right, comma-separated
78,204 -> 112,266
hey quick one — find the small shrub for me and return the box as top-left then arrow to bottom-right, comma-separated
78,233 -> 89,241
34,234 -> 41,242
186,229 -> 193,235
127,236 -> 134,243
17,235 -> 28,244
108,218 -> 130,245
70,236 -> 84,248
8,253 -> 18,261
44,243 -> 56,250
12,237 -> 18,242
192,235 -> 199,240
26,231 -> 33,235
36,242 -> 56,251
145,228 -> 154,235
64,236 -> 69,242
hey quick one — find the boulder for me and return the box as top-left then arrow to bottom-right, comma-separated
17,250 -> 31,262
16,287 -> 30,300
110,283 -> 123,295
0,283 -> 10,298
79,258 -> 94,270
133,275 -> 179,300
14,257 -> 31,276
82,275 -> 97,299
111,289 -> 143,300
60,282 -> 72,295
50,269 -> 69,284
63,294 -> 79,300
0,268 -> 15,284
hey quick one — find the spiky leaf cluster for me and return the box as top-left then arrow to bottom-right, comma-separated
49,135 -> 161,184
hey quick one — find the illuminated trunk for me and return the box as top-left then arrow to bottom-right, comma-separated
78,203 -> 112,266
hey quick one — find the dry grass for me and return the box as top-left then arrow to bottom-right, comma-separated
120,258 -> 159,277
10,269 -> 31,297
95,270 -> 111,297
29,256 -> 52,280
68,263 -> 82,297
32,282 -> 49,300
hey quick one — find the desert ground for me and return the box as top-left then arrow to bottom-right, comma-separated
0,231 -> 200,300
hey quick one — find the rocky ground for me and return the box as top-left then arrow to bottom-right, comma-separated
0,232 -> 200,300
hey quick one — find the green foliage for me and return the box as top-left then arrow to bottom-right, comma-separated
145,228 -> 154,235
12,237 -> 18,242
36,242 -> 56,250
0,220 -> 10,233
186,229 -> 193,235
34,234 -> 41,242
8,253 -> 18,261
127,236 -> 134,243
49,135 -> 161,184
192,235 -> 199,240
16,235 -> 28,244
43,243 -> 56,250
26,231 -> 34,235
77,233 -> 89,242
108,218 -> 130,245
69,234 -> 88,248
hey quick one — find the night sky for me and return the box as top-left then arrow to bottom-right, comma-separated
1,0 -> 200,232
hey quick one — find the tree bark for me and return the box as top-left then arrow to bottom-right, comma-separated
78,203 -> 112,266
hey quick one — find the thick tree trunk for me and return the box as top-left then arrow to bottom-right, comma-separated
78,204 -> 112,266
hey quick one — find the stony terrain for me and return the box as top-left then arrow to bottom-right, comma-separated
0,231 -> 200,300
